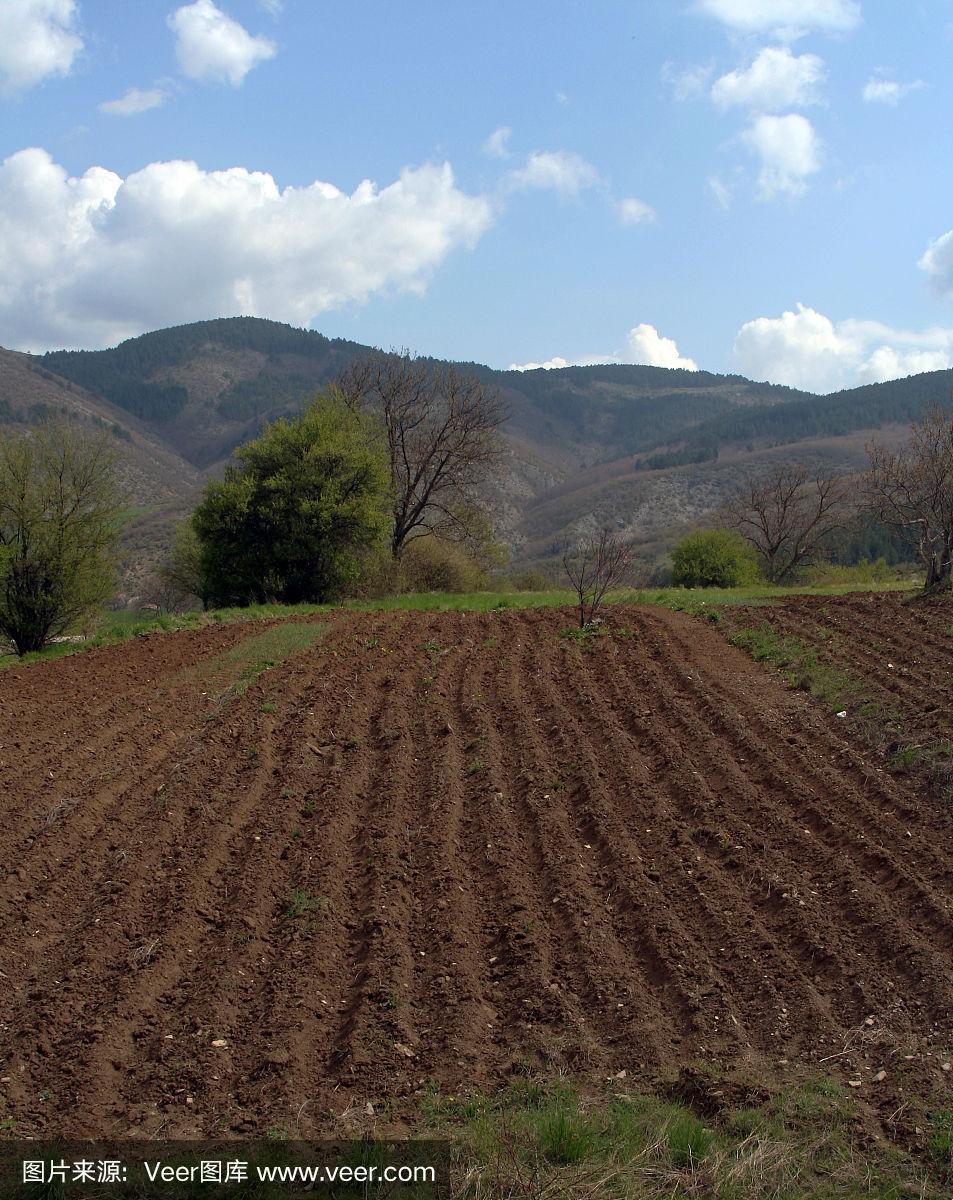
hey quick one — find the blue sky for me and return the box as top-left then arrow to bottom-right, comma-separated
1,0 -> 952,393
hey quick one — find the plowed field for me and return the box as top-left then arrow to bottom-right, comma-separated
0,601 -> 950,1138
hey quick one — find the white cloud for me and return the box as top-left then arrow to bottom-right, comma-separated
661,62 -> 714,101
742,112 -> 821,198
168,0 -> 275,87
711,47 -> 825,111
697,0 -> 861,39
483,125 -> 512,158
509,325 -> 697,372
0,0 -> 82,94
506,150 -> 600,196
617,196 -> 656,225
733,303 -> 953,392
920,230 -> 953,295
508,356 -> 570,371
258,0 -> 283,13
862,75 -> 924,106
98,87 -> 167,116
626,324 -> 698,370
707,174 -> 734,208
0,147 -> 492,351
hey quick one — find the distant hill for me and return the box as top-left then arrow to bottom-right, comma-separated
0,315 -> 948,591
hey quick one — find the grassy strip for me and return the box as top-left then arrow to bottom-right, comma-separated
0,603 -> 325,670
198,621 -> 327,701
419,1074 -> 950,1199
0,579 -> 920,671
728,625 -> 864,711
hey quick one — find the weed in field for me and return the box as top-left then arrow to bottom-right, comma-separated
285,889 -> 329,919
535,1105 -> 600,1165
466,758 -> 486,777
666,1109 -> 714,1167
928,1111 -> 953,1174
259,701 -> 276,713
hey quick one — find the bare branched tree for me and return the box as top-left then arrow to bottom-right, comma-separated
864,402 -> 953,593
724,464 -> 850,583
336,352 -> 506,558
562,530 -> 634,628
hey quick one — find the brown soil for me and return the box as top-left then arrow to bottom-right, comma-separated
0,602 -> 950,1138
721,590 -> 953,790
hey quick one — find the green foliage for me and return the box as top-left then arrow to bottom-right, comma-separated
0,423 -> 123,654
157,518 -> 207,609
192,394 -> 389,606
671,528 -> 760,588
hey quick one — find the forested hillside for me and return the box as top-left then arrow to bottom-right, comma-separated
0,316 -> 949,586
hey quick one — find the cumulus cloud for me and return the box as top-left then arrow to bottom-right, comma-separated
711,47 -> 825,111
733,303 -> 953,392
862,75 -> 924,106
626,324 -> 698,369
742,112 -> 821,198
168,0 -> 275,87
0,0 -> 82,94
697,0 -> 861,39
616,196 -> 656,225
98,86 -> 167,116
919,230 -> 953,295
0,147 -> 493,350
509,325 -> 697,372
506,150 -> 600,196
507,356 -> 570,371
483,125 -> 512,158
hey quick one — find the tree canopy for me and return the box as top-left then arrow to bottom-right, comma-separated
0,423 -> 123,654
192,394 -> 389,606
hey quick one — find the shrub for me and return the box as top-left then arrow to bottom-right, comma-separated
398,535 -> 487,593
192,394 -> 389,606
671,528 -> 760,588
505,567 -> 555,592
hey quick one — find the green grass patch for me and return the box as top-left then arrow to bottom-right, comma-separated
419,1072 -> 944,1198
200,621 -> 326,698
729,624 -> 863,711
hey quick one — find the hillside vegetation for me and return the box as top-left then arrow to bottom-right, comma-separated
0,317 -> 950,580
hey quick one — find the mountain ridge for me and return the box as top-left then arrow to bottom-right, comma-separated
1,316 -> 948,587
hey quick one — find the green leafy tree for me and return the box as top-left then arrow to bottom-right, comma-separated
671,528 -> 760,588
0,423 -> 123,655
192,395 -> 389,606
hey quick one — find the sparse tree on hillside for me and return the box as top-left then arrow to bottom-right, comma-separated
336,352 -> 506,559
0,423 -> 123,655
725,464 -> 850,583
562,530 -> 634,628
864,403 -> 953,593
155,518 -> 207,611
